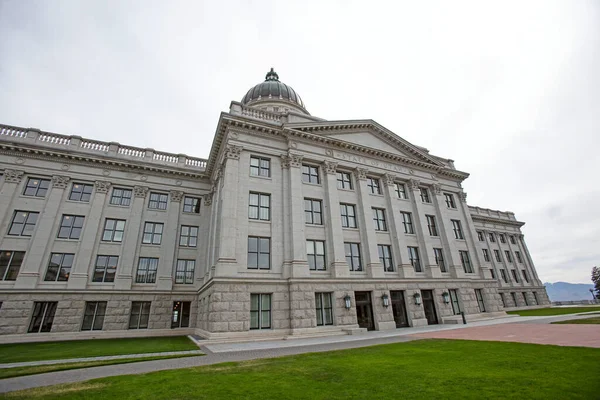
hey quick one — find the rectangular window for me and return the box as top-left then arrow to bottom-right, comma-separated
378,244 -> 393,272
93,255 -> 118,282
426,215 -> 438,236
511,269 -> 519,283
250,156 -> 270,177
401,212 -> 414,234
515,251 -> 523,263
444,193 -> 456,208
489,233 -> 496,242
57,215 -> 84,239
23,178 -> 50,197
510,235 -> 517,245
302,164 -> 320,184
69,183 -> 93,202
505,251 -> 513,263
451,219 -> 464,239
419,187 -> 431,203
499,234 -> 506,244
408,246 -> 422,272
477,231 -> 484,241
306,240 -> 326,271
136,257 -> 158,283
171,301 -> 191,328
315,293 -> 333,326
449,289 -> 461,315
183,196 -> 201,213
28,302 -> 57,333
336,172 -> 352,190
44,253 -> 74,281
148,192 -> 168,210
475,289 -> 486,312
142,222 -> 163,245
8,211 -> 39,237
434,248 -> 446,272
532,292 -> 539,305
0,251 -> 25,281
372,208 -> 387,231
250,293 -> 271,329
249,192 -> 270,221
109,188 -> 132,206
460,250 -> 473,273
395,183 -> 408,199
501,269 -> 508,283
522,292 -> 529,306
248,237 -> 270,269
129,301 -> 151,329
494,249 -> 502,262
340,203 -> 357,228
81,301 -> 107,331
482,249 -> 491,262
491,269 -> 496,279
102,219 -> 125,242
500,293 -> 507,308
367,177 -> 381,195
304,199 -> 323,225
175,259 -> 195,284
522,270 -> 529,283
511,292 -> 518,306
179,225 -> 198,247
344,242 -> 362,271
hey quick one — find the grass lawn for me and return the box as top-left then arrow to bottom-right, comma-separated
3,339 -> 599,400
507,306 -> 600,316
0,336 -> 197,363
552,316 -> 600,325
0,354 -> 201,380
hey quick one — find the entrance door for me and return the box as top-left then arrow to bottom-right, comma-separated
421,290 -> 438,325
390,290 -> 409,328
354,292 -> 375,331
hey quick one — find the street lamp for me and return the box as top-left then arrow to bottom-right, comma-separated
382,293 -> 390,308
344,294 -> 352,309
413,292 -> 422,306
442,291 -> 450,304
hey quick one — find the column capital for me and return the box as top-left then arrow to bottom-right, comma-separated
51,175 -> 70,189
409,178 -> 421,191
203,192 -> 213,206
432,183 -> 442,195
281,152 -> 303,168
323,161 -> 338,174
459,191 -> 467,202
224,145 -> 243,160
3,169 -> 25,183
94,180 -> 111,194
133,185 -> 149,198
383,173 -> 396,186
353,167 -> 368,181
170,190 -> 184,202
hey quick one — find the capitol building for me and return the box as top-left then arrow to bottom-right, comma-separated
0,69 -> 549,341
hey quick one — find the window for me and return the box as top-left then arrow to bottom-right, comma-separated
179,225 -> 198,247
510,236 -> 517,245
477,231 -> 484,241
315,293 -> 333,326
515,251 -> 523,263
532,292 -> 539,305
419,187 -> 431,203
522,292 -> 529,306
511,292 -> 518,306
494,250 -> 502,263
408,246 -> 421,272
489,233 -> 496,242
378,245 -> 393,272
23,178 -> 50,197
459,250 -> 473,273
505,251 -> 513,263
250,156 -> 270,177
249,192 -> 270,221
336,172 -> 352,189
340,203 -> 357,228
250,294 -> 271,329
426,215 -> 438,236
395,183 -> 408,199
401,212 -> 414,234
344,243 -> 362,271
0,251 -> 25,281
444,193 -> 456,208
102,219 -> 125,242
499,234 -> 506,244
93,255 -> 118,282
367,177 -> 381,194
434,248 -> 446,272
175,259 -> 195,284
482,249 -> 490,262
69,183 -> 93,202
475,289 -> 486,312
57,215 -> 84,239
522,270 -> 529,283
372,208 -> 387,231
306,240 -> 326,271
148,192 -> 168,210
449,289 -> 461,315
171,301 -> 191,328
302,164 -> 320,184
28,302 -> 57,333
248,237 -> 270,269
81,301 -> 107,331
500,293 -> 507,308
8,211 -> 39,236
129,301 -> 151,329
142,222 -> 163,245
109,188 -> 132,206
304,199 -> 323,225
500,269 -> 508,283
136,257 -> 158,283
183,196 -> 201,213
451,219 -> 464,239
491,269 -> 496,279
511,269 -> 519,283
44,253 -> 74,281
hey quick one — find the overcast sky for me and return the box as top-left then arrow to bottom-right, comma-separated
0,1 -> 598,284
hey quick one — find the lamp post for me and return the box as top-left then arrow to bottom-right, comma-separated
382,293 -> 390,308
344,294 -> 352,310
413,292 -> 422,306
442,291 -> 450,304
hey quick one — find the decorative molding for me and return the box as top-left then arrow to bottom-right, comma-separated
280,153 -> 303,168
203,192 -> 213,206
3,169 -> 25,183
170,190 -> 184,202
51,175 -> 70,189
353,167 -> 368,181
14,157 -> 25,165
134,185 -> 149,198
94,180 -> 111,194
61,164 -> 70,171
383,173 -> 396,186
409,179 -> 421,190
432,183 -> 442,195
225,145 -> 243,160
102,169 -> 111,176
459,192 -> 467,202
323,161 -> 338,174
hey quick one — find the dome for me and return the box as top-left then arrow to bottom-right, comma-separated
241,68 -> 309,114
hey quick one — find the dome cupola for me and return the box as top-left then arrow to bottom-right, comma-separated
241,68 -> 309,115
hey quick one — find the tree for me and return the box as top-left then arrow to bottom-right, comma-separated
592,266 -> 600,299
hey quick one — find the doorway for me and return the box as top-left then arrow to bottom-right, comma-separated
421,290 -> 438,325
390,290 -> 409,328
354,291 -> 375,331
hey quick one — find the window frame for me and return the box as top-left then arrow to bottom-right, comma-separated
92,255 -> 118,283
494,249 -> 502,262
444,193 -> 456,208
248,192 -> 271,221
477,231 -> 484,241
449,289 -> 461,315
247,236 -> 271,270
315,292 -> 334,326
102,219 -> 126,242
23,177 -> 50,198
434,248 -> 446,272
372,208 -> 387,231
129,301 -> 151,329
504,250 -> 513,263
336,171 -> 353,190
340,203 -> 357,228
306,240 -> 326,271
81,301 -> 107,331
419,187 -> 431,203
451,219 -> 464,239
401,212 -> 414,234
8,210 -> 39,237
56,214 -> 84,240
515,251 -> 523,263
501,269 -> 508,283
499,234 -> 506,244
482,248 -> 491,262
179,225 -> 198,247
426,215 -> 438,236
250,293 -> 271,330
148,192 -> 168,210
304,198 -> 323,225
171,301 -> 191,328
395,182 -> 408,199
522,269 -> 529,283
68,182 -> 93,202
136,257 -> 159,284
0,250 -> 25,281
142,222 -> 164,245
475,289 -> 486,312
250,156 -> 271,178
408,246 -> 422,272
378,244 -> 393,272
175,259 -> 195,284
109,188 -> 132,206
183,196 -> 201,214
28,301 -> 57,333
511,269 -> 520,283
44,253 -> 74,282
344,242 -> 362,271
301,164 -> 320,184
367,177 -> 381,195
459,250 -> 473,273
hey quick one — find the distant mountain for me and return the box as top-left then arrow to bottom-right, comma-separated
544,282 -> 595,301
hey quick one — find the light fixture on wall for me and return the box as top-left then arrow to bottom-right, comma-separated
382,293 -> 390,308
344,294 -> 352,309
413,292 -> 422,306
442,291 -> 450,304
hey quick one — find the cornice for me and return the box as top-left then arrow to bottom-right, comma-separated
470,214 -> 525,227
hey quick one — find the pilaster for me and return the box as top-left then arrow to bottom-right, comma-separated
430,183 -> 463,279
155,190 -> 183,290
353,168 -> 383,278
382,174 -> 410,277
408,179 -> 438,277
518,234 -> 543,286
322,161 -> 349,277
456,191 -> 484,278
0,169 -> 25,232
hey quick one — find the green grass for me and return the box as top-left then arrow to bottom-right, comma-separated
0,336 -> 197,363
507,306 -> 600,316
552,316 -> 600,325
0,354 -> 201,380
2,340 -> 599,400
